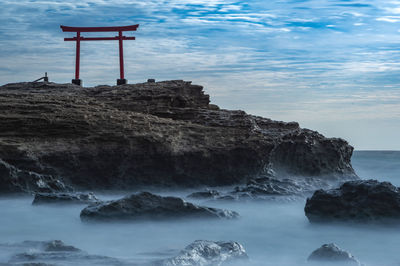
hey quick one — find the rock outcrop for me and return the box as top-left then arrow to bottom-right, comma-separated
159,240 -> 248,266
32,192 -> 99,205
187,190 -> 221,200
80,192 -> 239,221
307,243 -> 361,265
0,158 -> 72,194
0,80 -> 356,192
305,179 -> 400,223
187,175 -> 340,201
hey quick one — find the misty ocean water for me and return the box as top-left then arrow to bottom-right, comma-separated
0,151 -> 399,266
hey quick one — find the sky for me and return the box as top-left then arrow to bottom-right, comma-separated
0,0 -> 399,150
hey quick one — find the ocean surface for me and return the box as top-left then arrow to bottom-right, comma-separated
0,151 -> 399,266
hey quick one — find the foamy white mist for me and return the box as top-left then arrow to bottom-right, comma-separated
0,151 -> 399,266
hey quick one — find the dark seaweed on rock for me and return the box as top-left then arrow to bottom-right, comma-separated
0,80 -> 356,193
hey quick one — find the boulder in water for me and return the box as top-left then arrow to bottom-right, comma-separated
307,243 -> 361,265
160,240 -> 248,266
80,192 -> 239,222
305,179 -> 400,223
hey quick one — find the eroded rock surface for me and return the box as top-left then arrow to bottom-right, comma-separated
187,175 -> 342,202
308,243 -> 361,265
187,190 -> 221,200
32,192 -> 99,205
159,240 -> 248,266
0,80 -> 356,192
305,179 -> 400,223
0,159 -> 72,194
80,192 -> 239,222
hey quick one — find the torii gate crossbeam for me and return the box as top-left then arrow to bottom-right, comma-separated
60,24 -> 139,86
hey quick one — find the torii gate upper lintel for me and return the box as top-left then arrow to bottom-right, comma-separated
60,24 -> 139,86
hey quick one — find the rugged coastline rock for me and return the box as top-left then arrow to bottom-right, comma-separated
32,192 -> 99,205
307,243 -> 361,265
187,175 -> 339,201
80,192 -> 239,221
0,158 -> 72,194
159,240 -> 248,266
305,179 -> 400,223
0,80 -> 356,192
187,190 -> 221,200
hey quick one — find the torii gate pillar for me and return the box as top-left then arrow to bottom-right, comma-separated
60,25 -> 139,86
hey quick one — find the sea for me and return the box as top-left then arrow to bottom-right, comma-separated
0,151 -> 399,266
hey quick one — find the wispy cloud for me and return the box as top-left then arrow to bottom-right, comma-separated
0,0 -> 399,149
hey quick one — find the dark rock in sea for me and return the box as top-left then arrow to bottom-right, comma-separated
42,240 -> 81,252
80,192 -> 239,222
0,159 -> 72,194
4,240 -> 125,266
0,81 -> 356,192
189,175 -> 336,202
305,179 -> 400,223
308,243 -> 361,265
232,176 -> 304,199
32,192 -> 99,205
187,190 -> 221,199
158,240 -> 248,266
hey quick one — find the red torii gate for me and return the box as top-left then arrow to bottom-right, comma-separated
60,24 -> 139,86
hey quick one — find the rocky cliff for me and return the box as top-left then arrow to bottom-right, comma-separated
0,80 -> 356,193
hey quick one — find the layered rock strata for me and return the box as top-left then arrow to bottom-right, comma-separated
0,80 -> 356,192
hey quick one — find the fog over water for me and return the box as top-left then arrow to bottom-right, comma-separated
1,151 -> 400,266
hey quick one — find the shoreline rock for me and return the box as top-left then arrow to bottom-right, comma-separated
305,179 -> 400,223
187,175 -> 345,202
308,243 -> 361,265
80,192 -> 239,222
159,240 -> 248,266
0,80 -> 356,193
32,192 -> 100,205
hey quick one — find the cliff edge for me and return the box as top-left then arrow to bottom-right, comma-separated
0,80 -> 356,193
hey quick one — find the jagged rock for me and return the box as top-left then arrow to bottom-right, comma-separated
308,243 -> 361,265
32,192 -> 99,205
0,159 -> 72,194
187,190 -> 221,199
0,80 -> 356,192
232,176 -> 304,198
3,240 -> 124,266
159,240 -> 248,266
188,175 -> 336,202
80,192 -> 239,222
305,179 -> 400,222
